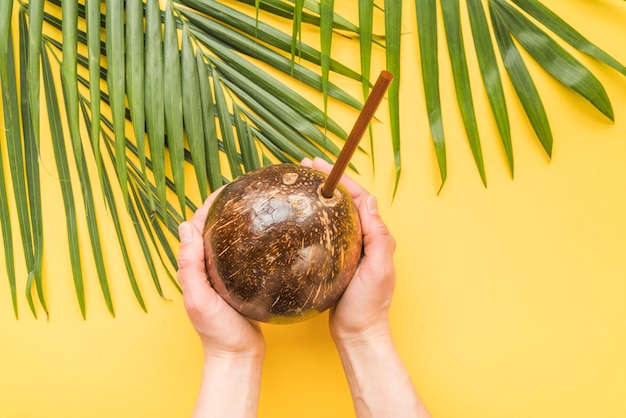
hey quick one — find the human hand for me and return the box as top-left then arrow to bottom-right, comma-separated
177,187 -> 265,360
302,158 -> 430,418
301,158 -> 396,347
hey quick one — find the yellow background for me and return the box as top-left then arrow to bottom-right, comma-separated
2,0 -> 626,417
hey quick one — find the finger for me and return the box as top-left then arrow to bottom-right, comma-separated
308,157 -> 369,203
357,196 -> 396,281
177,222 -> 213,308
190,185 -> 225,232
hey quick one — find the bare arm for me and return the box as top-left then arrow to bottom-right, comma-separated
177,189 -> 265,418
303,157 -> 431,418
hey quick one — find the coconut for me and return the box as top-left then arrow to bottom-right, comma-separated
202,164 -> 362,324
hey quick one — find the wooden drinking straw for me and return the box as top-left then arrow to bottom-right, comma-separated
321,70 -> 394,198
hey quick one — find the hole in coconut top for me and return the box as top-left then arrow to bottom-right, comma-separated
317,183 -> 341,206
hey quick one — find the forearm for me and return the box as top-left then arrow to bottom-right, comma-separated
335,334 -> 430,418
193,351 -> 264,418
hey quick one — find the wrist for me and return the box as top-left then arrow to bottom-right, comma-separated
202,342 -> 265,366
331,320 -> 392,352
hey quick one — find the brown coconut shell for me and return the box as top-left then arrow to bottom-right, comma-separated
203,164 -> 362,324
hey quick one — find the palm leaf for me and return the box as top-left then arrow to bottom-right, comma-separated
86,0 -> 103,188
319,0 -> 334,131
105,0 -> 128,207
0,1 -> 18,317
178,6 -> 363,109
196,52 -> 223,192
42,41 -> 86,318
4,0 -> 626,318
126,0 -> 152,210
144,0 -> 168,216
415,0 -> 447,190
385,0 -> 402,195
358,0 -> 375,167
185,21 -> 350,139
164,3 -> 187,215
5,9 -> 39,317
59,0 -> 115,317
79,98 -> 147,312
26,0 -> 44,147
233,0 -> 359,32
442,0 -> 487,186
509,0 -> 626,76
489,0 -> 553,156
19,10 -> 46,316
467,0 -> 513,176
412,0 -> 624,187
493,0 -> 614,120
178,0 -> 362,82
182,26 -> 209,201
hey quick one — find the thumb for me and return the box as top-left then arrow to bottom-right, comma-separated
356,196 -> 396,287
360,196 -> 395,255
177,222 -> 209,294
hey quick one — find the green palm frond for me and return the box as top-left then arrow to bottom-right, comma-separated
1,0 -> 625,317
416,0 -> 626,187
0,0 -> 387,317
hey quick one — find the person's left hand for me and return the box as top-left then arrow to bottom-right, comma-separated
177,187 -> 265,359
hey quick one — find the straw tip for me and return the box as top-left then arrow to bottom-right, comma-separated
380,70 -> 394,81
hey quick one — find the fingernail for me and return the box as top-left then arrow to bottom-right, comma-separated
366,196 -> 379,215
301,157 -> 313,165
179,223 -> 193,243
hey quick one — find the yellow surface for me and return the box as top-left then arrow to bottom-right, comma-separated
2,1 -> 626,417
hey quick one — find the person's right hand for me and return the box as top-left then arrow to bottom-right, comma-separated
301,158 -> 397,347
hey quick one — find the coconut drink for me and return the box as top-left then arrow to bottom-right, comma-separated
203,164 -> 362,323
